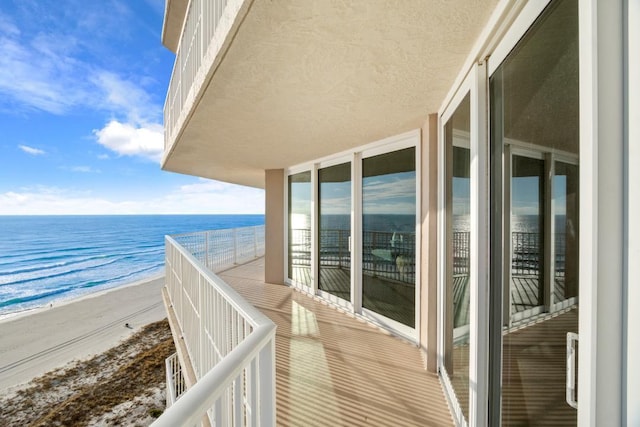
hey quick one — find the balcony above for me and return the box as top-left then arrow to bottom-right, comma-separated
161,0 -> 189,52
162,0 -> 499,188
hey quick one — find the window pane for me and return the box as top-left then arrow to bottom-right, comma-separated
444,93 -> 471,420
288,171 -> 311,286
490,0 -> 579,424
511,155 -> 545,315
362,148 -> 416,327
318,162 -> 351,301
553,162 -> 579,304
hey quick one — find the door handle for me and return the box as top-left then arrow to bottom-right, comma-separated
566,332 -> 578,409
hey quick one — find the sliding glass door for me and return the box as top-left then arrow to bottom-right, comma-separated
318,161 -> 351,302
361,147 -> 417,329
287,133 -> 420,338
490,0 -> 579,424
443,92 -> 471,421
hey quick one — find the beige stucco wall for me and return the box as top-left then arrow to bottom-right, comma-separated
265,169 -> 285,285
420,114 -> 438,372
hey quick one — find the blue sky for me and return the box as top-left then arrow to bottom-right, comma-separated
0,0 -> 264,215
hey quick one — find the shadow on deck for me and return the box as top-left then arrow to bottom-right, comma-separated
219,258 -> 453,427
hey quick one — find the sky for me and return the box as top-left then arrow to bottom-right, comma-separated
0,0 -> 265,215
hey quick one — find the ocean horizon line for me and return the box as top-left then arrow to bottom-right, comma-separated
0,215 -> 265,316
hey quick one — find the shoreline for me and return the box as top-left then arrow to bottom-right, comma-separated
0,274 -> 167,393
0,272 -> 164,324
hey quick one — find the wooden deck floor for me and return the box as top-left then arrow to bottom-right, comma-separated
219,259 -> 453,427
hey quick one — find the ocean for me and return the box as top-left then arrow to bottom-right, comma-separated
0,215 -> 264,317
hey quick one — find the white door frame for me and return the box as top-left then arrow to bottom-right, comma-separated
437,66 -> 489,427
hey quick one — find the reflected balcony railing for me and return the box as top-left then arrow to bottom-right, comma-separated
290,229 -> 568,283
290,228 -> 416,285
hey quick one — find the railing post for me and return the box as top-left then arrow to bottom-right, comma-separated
233,228 -> 238,264
179,249 -> 184,327
199,0 -> 203,60
258,336 -> 276,427
205,231 -> 210,269
254,226 -> 258,258
166,356 -> 172,407
199,273 -> 204,381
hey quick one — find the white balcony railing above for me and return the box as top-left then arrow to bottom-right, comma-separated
153,226 -> 275,426
164,0 -> 246,157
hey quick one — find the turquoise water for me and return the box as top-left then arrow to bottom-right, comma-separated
0,215 -> 264,316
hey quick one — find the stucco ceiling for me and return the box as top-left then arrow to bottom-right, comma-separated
163,0 -> 500,188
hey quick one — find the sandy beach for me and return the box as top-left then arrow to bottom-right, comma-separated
0,275 -> 167,393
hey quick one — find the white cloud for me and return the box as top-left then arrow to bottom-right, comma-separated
0,181 -> 264,215
93,120 -> 164,162
91,71 -> 160,124
0,13 -> 20,36
362,175 -> 416,214
0,29 -> 88,114
0,7 -> 161,121
18,144 -> 46,155
70,166 -> 101,173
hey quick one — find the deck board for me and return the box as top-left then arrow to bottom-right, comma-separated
219,259 -> 454,427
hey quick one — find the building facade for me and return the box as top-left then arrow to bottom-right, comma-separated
160,0 -> 638,425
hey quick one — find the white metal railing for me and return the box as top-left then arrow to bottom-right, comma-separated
164,0 -> 246,156
172,225 -> 265,272
166,352 -> 187,407
154,227 -> 275,427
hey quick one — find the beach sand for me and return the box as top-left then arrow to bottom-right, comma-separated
0,275 -> 167,393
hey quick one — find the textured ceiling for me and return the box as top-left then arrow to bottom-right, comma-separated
163,0 -> 500,188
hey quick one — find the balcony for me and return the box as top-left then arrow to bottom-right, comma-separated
156,226 -> 453,426
161,0 -> 500,188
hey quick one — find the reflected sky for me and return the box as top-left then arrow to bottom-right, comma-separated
289,178 -> 311,216
363,171 -> 416,215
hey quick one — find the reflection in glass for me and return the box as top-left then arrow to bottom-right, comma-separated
490,0 -> 579,424
553,162 -> 579,304
318,163 -> 351,301
445,93 -> 471,420
510,155 -> 545,315
288,171 -> 312,286
362,148 -> 416,327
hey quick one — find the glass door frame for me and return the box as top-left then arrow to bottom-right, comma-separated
358,132 -> 422,341
438,63 -> 489,427
486,0 -> 583,425
434,0 -> 606,423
